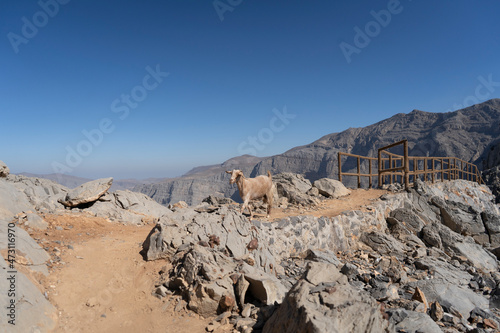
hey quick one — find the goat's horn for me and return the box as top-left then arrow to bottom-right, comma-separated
225,170 -> 232,174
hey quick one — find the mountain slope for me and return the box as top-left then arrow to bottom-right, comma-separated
134,99 -> 500,205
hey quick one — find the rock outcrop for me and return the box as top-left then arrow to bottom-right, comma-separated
145,178 -> 500,332
0,161 -> 178,332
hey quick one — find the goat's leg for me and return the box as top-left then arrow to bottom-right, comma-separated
241,198 -> 252,218
265,193 -> 273,218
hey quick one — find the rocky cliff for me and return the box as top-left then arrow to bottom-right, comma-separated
134,99 -> 500,205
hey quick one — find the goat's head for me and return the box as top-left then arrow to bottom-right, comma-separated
226,170 -> 244,184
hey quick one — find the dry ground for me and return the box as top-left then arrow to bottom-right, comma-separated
18,188 -> 387,333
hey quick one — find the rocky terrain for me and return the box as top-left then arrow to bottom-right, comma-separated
133,99 -> 500,206
2,156 -> 500,332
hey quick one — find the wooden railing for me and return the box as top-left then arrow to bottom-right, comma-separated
338,140 -> 484,189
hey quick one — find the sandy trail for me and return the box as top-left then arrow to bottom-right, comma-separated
23,188 -> 387,332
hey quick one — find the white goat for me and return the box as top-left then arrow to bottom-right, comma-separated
226,170 -> 273,218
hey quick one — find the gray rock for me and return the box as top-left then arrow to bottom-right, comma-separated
241,264 -> 287,305
273,172 -> 317,205
313,178 -> 351,198
411,279 -> 489,319
0,179 -> 35,220
22,212 -> 48,230
389,208 -> 425,234
421,224 -> 442,248
263,262 -> 393,333
304,249 -> 341,266
388,309 -> 442,333
113,189 -> 172,217
481,211 -> 500,247
5,174 -> 68,213
59,177 -> 113,207
0,160 -> 9,177
361,231 -> 405,257
413,256 -> 472,286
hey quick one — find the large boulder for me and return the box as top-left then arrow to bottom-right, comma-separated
313,178 -> 351,198
59,177 -> 113,207
0,160 -> 9,177
273,173 -> 318,205
113,190 -> 172,217
263,262 -> 393,333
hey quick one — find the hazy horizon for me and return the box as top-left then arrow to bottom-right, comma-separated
2,1 -> 500,179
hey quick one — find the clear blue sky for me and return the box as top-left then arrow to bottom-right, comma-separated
1,0 -> 499,179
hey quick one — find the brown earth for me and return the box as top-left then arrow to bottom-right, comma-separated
20,188 -> 388,333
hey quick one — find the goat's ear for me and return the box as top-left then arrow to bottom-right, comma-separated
225,170 -> 232,174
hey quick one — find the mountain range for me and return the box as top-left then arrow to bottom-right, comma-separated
134,99 -> 500,205
21,99 -> 500,206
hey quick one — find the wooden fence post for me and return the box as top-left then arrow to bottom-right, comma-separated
338,152 -> 342,182
357,156 -> 361,188
404,140 -> 409,190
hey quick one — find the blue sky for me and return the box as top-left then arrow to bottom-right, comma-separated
1,0 -> 499,179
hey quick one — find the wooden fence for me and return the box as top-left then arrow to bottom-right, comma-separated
338,140 -> 483,189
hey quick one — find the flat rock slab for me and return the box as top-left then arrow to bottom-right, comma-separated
59,177 -> 113,207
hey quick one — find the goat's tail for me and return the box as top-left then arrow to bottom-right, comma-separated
267,170 -> 272,178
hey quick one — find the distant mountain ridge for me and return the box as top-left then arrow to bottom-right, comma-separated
18,173 -> 166,192
134,99 -> 500,205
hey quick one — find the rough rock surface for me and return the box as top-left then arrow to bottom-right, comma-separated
263,262 -> 393,333
0,179 -> 35,220
272,172 -> 319,206
59,177 -> 113,207
145,178 -> 500,332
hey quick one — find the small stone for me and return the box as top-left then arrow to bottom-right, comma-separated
442,313 -> 458,325
205,322 -> 220,332
219,294 -> 236,313
247,238 -> 258,251
484,318 -> 498,329
429,301 -> 444,322
411,287 -> 428,312
215,311 -> 232,323
155,286 -> 168,297
242,303 -> 253,318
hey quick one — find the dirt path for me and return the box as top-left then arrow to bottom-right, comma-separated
24,189 -> 387,332
29,216 -> 218,333
270,188 -> 388,220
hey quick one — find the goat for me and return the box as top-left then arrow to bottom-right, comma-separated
225,170 -> 273,218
